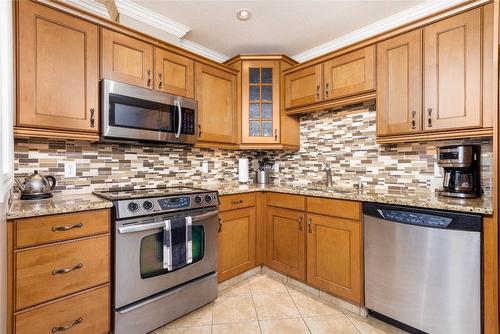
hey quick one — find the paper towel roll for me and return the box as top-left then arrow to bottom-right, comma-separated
238,158 -> 249,183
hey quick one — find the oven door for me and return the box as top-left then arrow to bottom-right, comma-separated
114,208 -> 218,309
101,79 -> 198,144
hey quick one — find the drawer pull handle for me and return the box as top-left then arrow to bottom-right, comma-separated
427,108 -> 432,127
325,83 -> 329,98
218,218 -> 222,233
411,110 -> 416,129
316,85 -> 320,99
231,200 -> 243,205
52,317 -> 83,333
298,216 -> 303,231
52,223 -> 83,232
52,263 -> 83,275
307,218 -> 312,233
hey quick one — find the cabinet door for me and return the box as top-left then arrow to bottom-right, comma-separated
266,207 -> 306,280
101,29 -> 154,89
218,207 -> 256,282
17,1 -> 99,132
284,65 -> 322,109
155,48 -> 194,98
195,63 -> 237,144
323,46 -> 375,100
306,214 -> 362,304
423,9 -> 481,131
242,61 -> 280,144
376,30 -> 422,136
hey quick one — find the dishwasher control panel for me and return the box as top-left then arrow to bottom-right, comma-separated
378,209 -> 453,228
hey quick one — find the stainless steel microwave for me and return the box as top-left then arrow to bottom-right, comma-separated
101,79 -> 198,145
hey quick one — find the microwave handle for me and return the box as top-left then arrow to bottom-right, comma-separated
175,99 -> 182,139
117,210 -> 219,234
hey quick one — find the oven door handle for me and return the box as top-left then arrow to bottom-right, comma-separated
117,210 -> 219,234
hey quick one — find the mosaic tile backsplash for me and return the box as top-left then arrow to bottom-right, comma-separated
13,102 -> 492,194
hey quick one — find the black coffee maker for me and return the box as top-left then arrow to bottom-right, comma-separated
437,145 -> 481,198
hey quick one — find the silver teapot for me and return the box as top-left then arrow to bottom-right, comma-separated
15,170 -> 56,200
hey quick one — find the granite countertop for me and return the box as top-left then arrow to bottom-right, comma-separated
7,193 -> 114,220
200,183 -> 493,215
6,183 -> 492,220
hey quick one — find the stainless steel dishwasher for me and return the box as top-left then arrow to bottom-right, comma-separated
363,203 -> 482,334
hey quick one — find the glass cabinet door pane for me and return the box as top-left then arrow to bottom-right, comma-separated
262,86 -> 272,101
249,68 -> 260,84
250,86 -> 260,101
249,103 -> 260,119
261,68 -> 272,84
262,103 -> 272,119
249,121 -> 260,136
262,121 -> 273,137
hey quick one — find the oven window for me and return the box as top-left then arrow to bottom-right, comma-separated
139,226 -> 205,279
109,93 -> 175,132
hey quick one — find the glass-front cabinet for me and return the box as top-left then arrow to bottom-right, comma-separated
242,60 -> 280,144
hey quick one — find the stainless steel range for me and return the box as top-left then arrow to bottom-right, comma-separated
93,186 -> 219,334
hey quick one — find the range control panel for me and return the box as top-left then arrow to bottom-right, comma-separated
378,209 -> 453,228
116,191 -> 219,219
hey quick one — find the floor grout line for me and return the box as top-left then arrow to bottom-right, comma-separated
248,277 -> 264,334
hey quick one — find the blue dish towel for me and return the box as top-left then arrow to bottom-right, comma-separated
163,216 -> 192,271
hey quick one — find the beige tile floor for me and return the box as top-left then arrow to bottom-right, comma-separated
149,273 -> 407,334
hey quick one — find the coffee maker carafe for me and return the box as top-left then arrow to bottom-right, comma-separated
437,145 -> 481,198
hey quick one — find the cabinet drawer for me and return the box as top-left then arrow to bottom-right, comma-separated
15,285 -> 110,334
15,209 -> 110,248
219,193 -> 256,212
267,193 -> 305,211
15,235 -> 110,310
306,197 -> 361,221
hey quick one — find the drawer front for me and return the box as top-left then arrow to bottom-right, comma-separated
267,193 -> 305,211
15,209 -> 110,248
16,235 -> 110,310
15,285 -> 110,334
306,197 -> 361,221
219,193 -> 256,212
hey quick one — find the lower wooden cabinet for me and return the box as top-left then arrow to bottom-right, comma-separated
306,213 -> 363,304
14,285 -> 110,334
218,202 -> 257,282
265,206 -> 306,280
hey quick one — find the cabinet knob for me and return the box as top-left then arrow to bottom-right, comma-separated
411,110 -> 416,129
427,108 -> 433,127
316,85 -> 320,99
89,108 -> 95,128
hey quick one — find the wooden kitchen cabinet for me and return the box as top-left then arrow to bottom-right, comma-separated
284,65 -> 323,109
306,213 -> 363,305
101,28 -> 154,89
155,48 -> 194,98
423,8 -> 481,131
195,62 -> 238,145
377,30 -> 422,136
218,207 -> 256,282
323,46 -> 375,100
16,1 -> 99,136
266,206 -> 306,280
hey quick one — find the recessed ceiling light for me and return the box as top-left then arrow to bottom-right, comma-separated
236,8 -> 251,21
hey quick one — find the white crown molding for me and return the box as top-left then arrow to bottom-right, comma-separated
114,0 -> 191,38
62,0 -> 112,19
292,0 -> 465,63
180,39 -> 230,63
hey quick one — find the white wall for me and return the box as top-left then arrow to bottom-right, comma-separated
0,0 -> 14,333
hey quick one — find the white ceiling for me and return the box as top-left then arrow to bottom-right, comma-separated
132,0 -> 425,58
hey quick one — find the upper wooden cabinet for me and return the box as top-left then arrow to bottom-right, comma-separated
155,48 -> 194,98
377,6 -> 492,143
377,30 -> 422,136
284,46 -> 375,113
423,9 -> 481,131
17,1 -> 99,135
101,29 -> 154,89
195,62 -> 238,145
284,65 -> 322,109
323,45 -> 375,100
